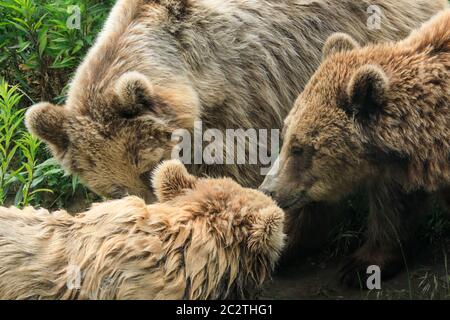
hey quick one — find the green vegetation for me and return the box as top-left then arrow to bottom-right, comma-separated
0,0 -> 113,208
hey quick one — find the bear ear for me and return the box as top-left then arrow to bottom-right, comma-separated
25,102 -> 69,152
322,33 -> 360,59
347,65 -> 389,120
151,159 -> 197,202
115,72 -> 155,118
247,206 -> 286,255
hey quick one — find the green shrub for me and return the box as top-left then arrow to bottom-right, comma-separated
0,0 -> 114,208
0,0 -> 114,102
0,80 -> 48,207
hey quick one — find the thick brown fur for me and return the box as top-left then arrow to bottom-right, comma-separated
25,0 -> 447,201
441,187 -> 450,211
260,10 -> 450,286
24,0 -> 447,265
0,160 -> 285,300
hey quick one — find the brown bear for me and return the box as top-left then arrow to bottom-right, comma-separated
25,0 -> 447,202
260,10 -> 450,287
0,160 -> 285,300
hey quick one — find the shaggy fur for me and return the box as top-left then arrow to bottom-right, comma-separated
260,10 -> 450,286
0,160 -> 285,300
24,0 -> 446,262
25,0 -> 447,200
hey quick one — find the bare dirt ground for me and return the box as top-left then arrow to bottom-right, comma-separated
262,240 -> 450,300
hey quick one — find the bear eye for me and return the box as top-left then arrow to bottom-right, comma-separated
292,146 -> 304,157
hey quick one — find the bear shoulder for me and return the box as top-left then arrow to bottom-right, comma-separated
401,9 -> 450,53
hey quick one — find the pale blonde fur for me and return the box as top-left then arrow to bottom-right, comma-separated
0,160 -> 285,300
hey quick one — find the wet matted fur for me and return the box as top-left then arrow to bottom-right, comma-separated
0,160 -> 285,299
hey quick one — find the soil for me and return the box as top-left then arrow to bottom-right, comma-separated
262,240 -> 450,300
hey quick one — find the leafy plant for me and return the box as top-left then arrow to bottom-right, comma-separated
0,0 -> 114,209
0,0 -> 114,102
0,80 -> 51,207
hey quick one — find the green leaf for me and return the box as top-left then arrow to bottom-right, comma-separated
30,188 -> 53,196
38,27 -> 48,57
43,168 -> 63,176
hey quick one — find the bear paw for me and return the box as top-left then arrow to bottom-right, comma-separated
339,247 -> 404,289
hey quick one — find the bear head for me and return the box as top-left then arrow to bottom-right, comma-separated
26,71 -> 199,203
152,159 -> 286,257
260,33 -> 392,209
261,9 -> 450,209
151,159 -> 286,298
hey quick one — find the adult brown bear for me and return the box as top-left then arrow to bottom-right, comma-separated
260,10 -> 450,286
26,0 -> 447,199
